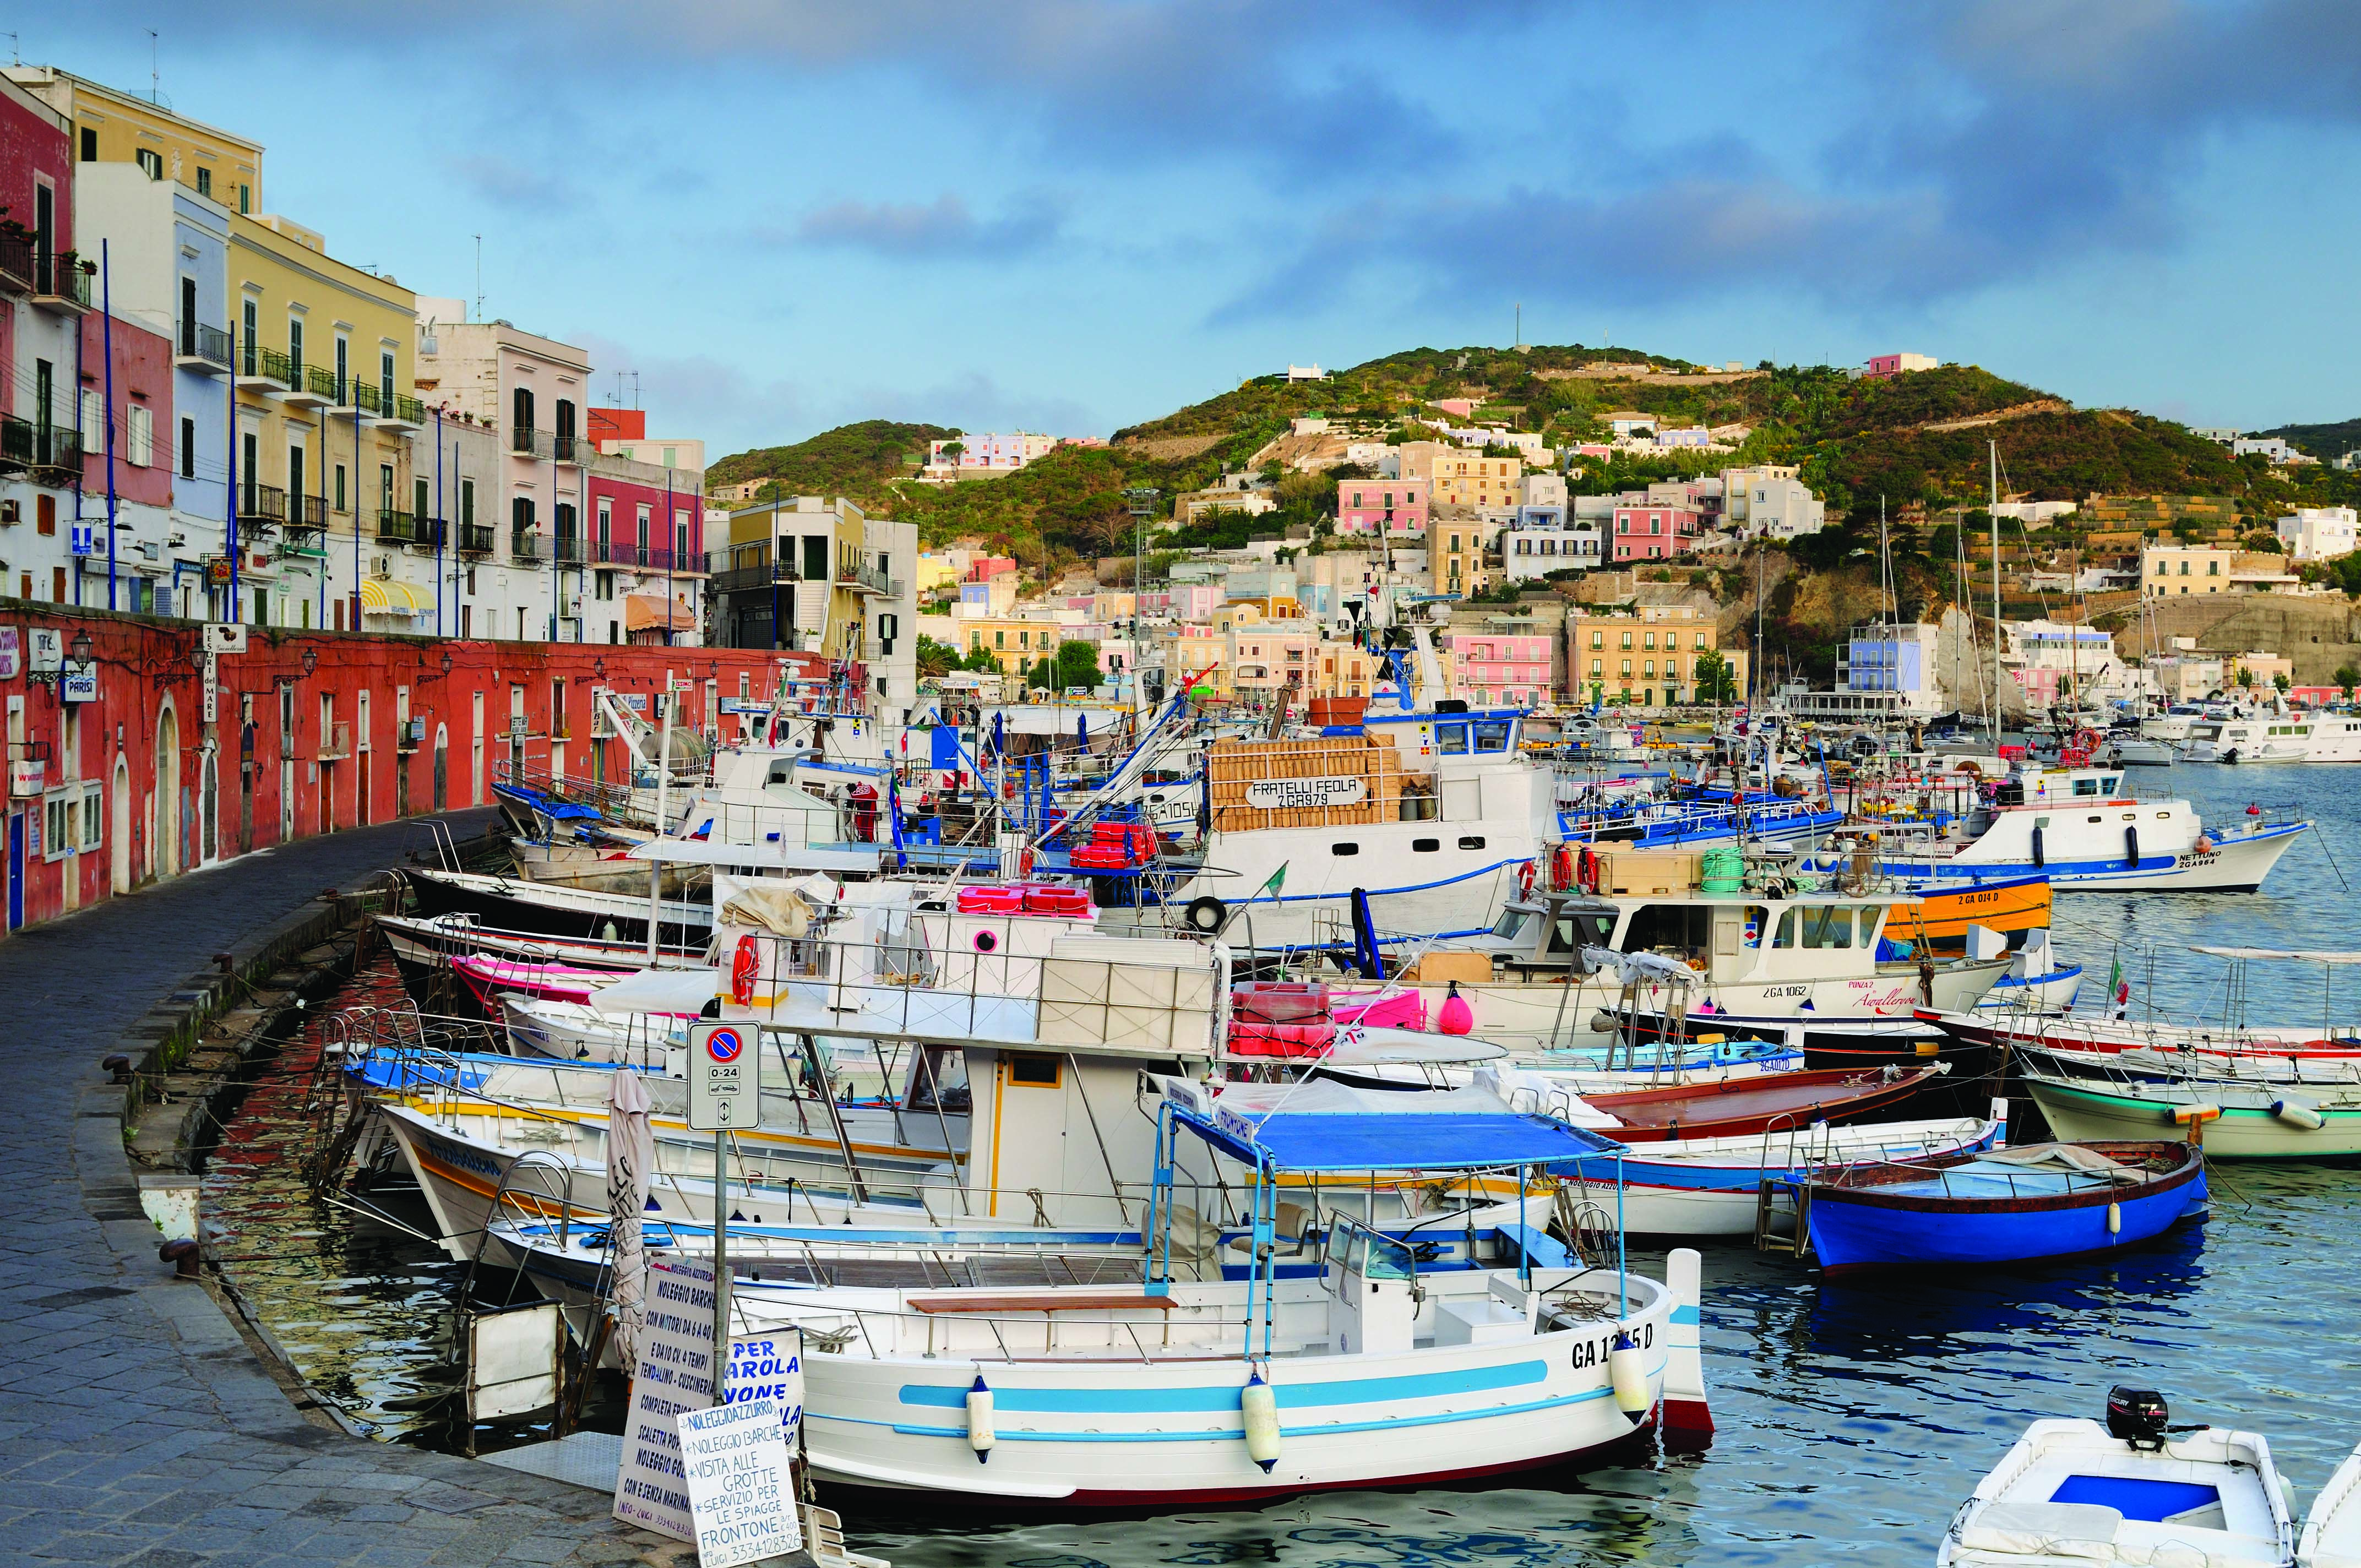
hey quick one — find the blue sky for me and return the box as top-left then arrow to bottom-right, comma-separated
47,2 -> 2361,455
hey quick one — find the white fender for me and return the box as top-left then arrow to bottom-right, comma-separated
1241,1371 -> 1281,1472
2106,1201 -> 2121,1237
1608,1333 -> 1649,1426
965,1375 -> 994,1463
2274,1097 -> 2326,1130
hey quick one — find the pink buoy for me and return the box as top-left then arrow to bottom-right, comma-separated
1438,979 -> 1474,1036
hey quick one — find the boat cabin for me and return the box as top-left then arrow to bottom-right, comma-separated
1464,884 -> 1905,989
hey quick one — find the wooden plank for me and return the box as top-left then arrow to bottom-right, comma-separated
907,1293 -> 1179,1315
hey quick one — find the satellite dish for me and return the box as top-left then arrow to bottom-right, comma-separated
1427,601 -> 1451,623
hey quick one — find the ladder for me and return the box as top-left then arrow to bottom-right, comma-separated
1755,1174 -> 1813,1257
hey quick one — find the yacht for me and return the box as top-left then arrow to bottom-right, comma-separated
2184,712 -> 2361,764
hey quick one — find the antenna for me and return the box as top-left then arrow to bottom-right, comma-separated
1514,302 -> 1521,349
148,30 -> 159,103
473,235 -> 483,321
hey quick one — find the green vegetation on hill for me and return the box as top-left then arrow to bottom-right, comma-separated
2257,418 -> 2361,461
705,420 -> 949,504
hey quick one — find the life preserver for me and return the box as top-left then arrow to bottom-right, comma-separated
1184,895 -> 1228,934
1517,859 -> 1536,897
1577,845 -> 1600,895
1551,845 -> 1575,890
1018,846 -> 1036,878
730,934 -> 760,1006
2073,727 -> 2103,754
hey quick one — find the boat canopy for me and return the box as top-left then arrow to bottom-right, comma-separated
2190,946 -> 2361,964
1169,1077 -> 1620,1172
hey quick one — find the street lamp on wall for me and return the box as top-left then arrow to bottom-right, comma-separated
302,647 -> 318,678
440,651 -> 453,677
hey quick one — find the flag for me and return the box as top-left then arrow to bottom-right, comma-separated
2109,956 -> 2129,1017
1256,862 -> 1288,900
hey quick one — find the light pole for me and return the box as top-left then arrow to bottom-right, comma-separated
1124,487 -> 1159,711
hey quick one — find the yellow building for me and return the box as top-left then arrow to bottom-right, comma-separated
226,213 -> 422,629
719,496 -> 882,661
1430,453 -> 1522,510
1565,604 -> 1745,708
7,65 -> 264,214
1430,521 -> 1489,596
957,616 -> 1086,676
2142,545 -> 2299,596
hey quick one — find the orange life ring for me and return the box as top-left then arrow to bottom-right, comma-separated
1517,858 -> 1537,897
1577,845 -> 1600,895
1551,845 -> 1575,890
730,934 -> 760,1006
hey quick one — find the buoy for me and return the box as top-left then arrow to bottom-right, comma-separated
1241,1372 -> 1281,1472
965,1375 -> 995,1463
2273,1097 -> 2326,1130
2106,1201 -> 2121,1237
602,919 -> 621,941
1438,980 -> 1474,1036
1607,1331 -> 1650,1427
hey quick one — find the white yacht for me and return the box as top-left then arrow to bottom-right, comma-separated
2185,712 -> 2361,764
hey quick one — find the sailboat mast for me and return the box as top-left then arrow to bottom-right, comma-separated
1989,440 -> 2002,736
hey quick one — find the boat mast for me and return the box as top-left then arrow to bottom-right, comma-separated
1989,440 -> 2002,740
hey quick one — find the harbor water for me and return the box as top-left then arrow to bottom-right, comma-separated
202,760 -> 2361,1565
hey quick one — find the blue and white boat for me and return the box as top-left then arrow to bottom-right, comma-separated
1808,764 -> 2307,892
1805,1140 -> 2206,1274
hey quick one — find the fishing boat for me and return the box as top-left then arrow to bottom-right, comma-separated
1803,1141 -> 2206,1273
2021,1071 -> 2361,1159
2300,1443 -> 2361,1567
1938,1395 -> 2294,1566
739,1087 -> 1711,1506
2185,711 -> 2361,764
1569,1063 -> 1945,1141
402,865 -> 714,949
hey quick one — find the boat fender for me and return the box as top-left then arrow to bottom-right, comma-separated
965,1375 -> 995,1462
2273,1096 -> 2326,1130
1438,980 -> 1474,1036
1608,1332 -> 1650,1427
2106,1201 -> 2121,1237
1241,1371 -> 1281,1472
602,920 -> 621,941
1590,1011 -> 1620,1035
2125,825 -> 2140,868
1184,895 -> 1228,934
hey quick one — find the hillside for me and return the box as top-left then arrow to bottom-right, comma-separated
705,346 -> 2352,568
2257,417 -> 2361,460
705,419 -> 949,504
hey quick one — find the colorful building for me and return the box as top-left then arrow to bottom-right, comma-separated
0,70 -> 90,606
1429,453 -> 1522,511
1612,503 -> 1704,561
1564,605 -> 1743,709
1442,629 -> 1552,705
1336,479 -> 1428,536
6,64 -> 265,216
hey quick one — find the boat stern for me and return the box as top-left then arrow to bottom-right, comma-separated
1657,1246 -> 1713,1449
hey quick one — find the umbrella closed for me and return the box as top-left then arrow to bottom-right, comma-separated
604,1068 -> 655,1375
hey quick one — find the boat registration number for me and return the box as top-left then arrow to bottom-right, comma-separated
1571,1321 -> 1653,1368
1762,986 -> 1809,999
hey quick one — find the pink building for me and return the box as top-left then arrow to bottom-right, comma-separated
1336,480 -> 1428,537
966,556 -> 1016,583
1862,352 -> 1936,380
1612,505 -> 1702,562
79,308 -> 172,510
1142,584 -> 1220,620
1443,631 -> 1553,705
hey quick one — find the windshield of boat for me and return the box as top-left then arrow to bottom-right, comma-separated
1547,909 -> 1616,955
901,1044 -> 970,1113
1492,906 -> 1536,940
1321,1213 -> 1417,1282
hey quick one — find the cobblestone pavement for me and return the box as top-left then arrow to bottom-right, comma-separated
0,814 -> 689,1566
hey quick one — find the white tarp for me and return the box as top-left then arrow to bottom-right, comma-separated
588,966 -> 723,1017
604,1068 -> 655,1376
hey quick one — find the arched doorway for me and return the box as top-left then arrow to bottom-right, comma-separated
433,725 -> 449,812
155,704 -> 181,879
111,756 -> 130,894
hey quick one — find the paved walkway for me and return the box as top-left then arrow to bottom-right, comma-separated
0,814 -> 681,1566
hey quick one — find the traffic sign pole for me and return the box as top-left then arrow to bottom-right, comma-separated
712,1131 -> 729,1374
688,1020 -> 753,1375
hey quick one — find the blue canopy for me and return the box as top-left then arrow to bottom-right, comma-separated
1175,1096 -> 1619,1174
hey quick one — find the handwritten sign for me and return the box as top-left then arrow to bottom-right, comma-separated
613,1257 -> 806,1545
677,1395 -> 801,1567
1245,776 -> 1366,810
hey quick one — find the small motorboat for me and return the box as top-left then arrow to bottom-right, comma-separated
1939,1390 -> 2294,1566
2021,1071 -> 2361,1159
1574,1064 -> 1946,1142
1803,1141 -> 2206,1273
2300,1442 -> 2361,1566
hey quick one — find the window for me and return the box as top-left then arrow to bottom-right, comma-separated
136,149 -> 163,180
379,464 -> 394,514
335,336 -> 349,396
1434,721 -> 1470,755
195,167 -> 211,197
238,183 -> 251,214
127,405 -> 153,466
1458,835 -> 1487,851
1643,632 -> 1656,649
1473,720 -> 1511,752
1621,660 -> 1633,677
80,127 -> 98,161
1620,632 -> 1633,649
334,464 -> 347,513
595,570 -> 614,601
461,477 -> 476,526
415,477 -> 430,521
1331,842 -> 1360,856
513,386 -> 535,439
288,316 -> 303,373
379,349 -> 394,407
1590,631 -> 1603,649
1008,1054 -> 1061,1088
1773,906 -> 1854,949
180,417 -> 194,478
1412,837 -> 1440,852
2207,560 -> 2220,576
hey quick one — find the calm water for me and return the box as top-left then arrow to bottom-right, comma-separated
206,761 -> 2361,1565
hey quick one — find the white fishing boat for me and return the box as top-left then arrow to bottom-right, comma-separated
2021,1071 -> 2361,1159
2104,735 -> 2178,767
1809,764 -> 2306,892
2300,1442 -> 2361,1567
741,1088 -> 1711,1505
1938,1395 -> 2294,1566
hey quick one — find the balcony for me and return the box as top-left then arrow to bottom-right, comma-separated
553,431 -> 580,463
512,426 -> 577,459
237,344 -> 294,395
287,493 -> 328,532
176,319 -> 233,376
237,483 -> 286,532
31,250 -> 91,314
350,379 -> 383,418
279,363 -> 340,410
30,426 -> 83,481
550,533 -> 585,567
383,393 -> 424,433
0,231 -> 29,293
710,562 -> 799,596
837,562 -> 895,596
409,516 -> 447,553
317,721 -> 351,762
456,522 -> 494,557
510,530 -> 544,566
0,415 -> 29,473
375,508 -> 425,546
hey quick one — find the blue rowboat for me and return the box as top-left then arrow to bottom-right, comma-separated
1803,1140 -> 2206,1274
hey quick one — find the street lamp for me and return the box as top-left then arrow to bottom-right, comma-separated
593,655 -> 606,682
301,647 -> 318,678
69,630 -> 93,669
440,651 -> 453,677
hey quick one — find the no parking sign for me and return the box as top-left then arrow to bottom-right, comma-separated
687,1021 -> 754,1130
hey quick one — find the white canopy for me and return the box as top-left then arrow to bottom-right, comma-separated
586,966 -> 723,1016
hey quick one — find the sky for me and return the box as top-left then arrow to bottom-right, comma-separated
41,1 -> 2361,456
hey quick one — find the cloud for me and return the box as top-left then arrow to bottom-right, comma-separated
795,194 -> 1064,259
443,153 -> 585,217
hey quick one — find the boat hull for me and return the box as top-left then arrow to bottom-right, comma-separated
1870,821 -> 2305,892
2025,1077 -> 2361,1158
1806,1147 -> 2206,1273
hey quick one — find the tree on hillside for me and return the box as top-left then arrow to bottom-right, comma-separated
1693,650 -> 1739,705
1027,639 -> 1103,691
915,634 -> 960,679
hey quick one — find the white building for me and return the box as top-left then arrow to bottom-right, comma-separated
1990,500 -> 2079,525
2232,435 -> 2314,465
924,431 -> 1056,478
2276,507 -> 2358,562
1521,471 -> 1567,509
1502,524 -> 1599,580
2004,618 -> 2132,713
1781,622 -> 1943,721
1285,364 -> 1329,382
1722,465 -> 1826,538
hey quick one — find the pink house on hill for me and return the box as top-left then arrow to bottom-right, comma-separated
1337,480 -> 1428,537
1443,630 -> 1553,705
1613,504 -> 1702,562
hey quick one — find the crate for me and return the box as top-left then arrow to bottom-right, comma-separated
1205,734 -> 1410,834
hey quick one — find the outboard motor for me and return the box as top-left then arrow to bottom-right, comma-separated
2107,1386 -> 2170,1451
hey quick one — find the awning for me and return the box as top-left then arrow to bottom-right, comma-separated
360,579 -> 426,614
624,592 -> 691,632
1169,1077 -> 1619,1173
